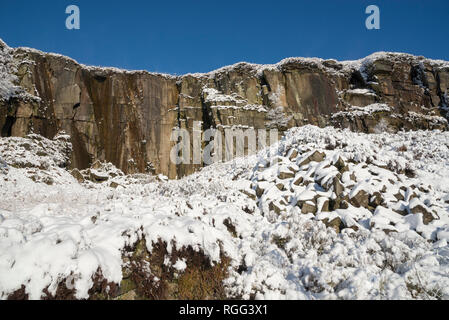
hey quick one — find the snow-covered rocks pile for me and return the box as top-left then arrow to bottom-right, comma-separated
1,125 -> 449,300
0,39 -> 40,103
71,161 -> 125,186
0,132 -> 72,185
247,129 -> 447,239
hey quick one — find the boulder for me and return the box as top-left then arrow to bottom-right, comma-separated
394,192 -> 405,201
276,183 -> 286,191
71,168 -> 84,183
350,190 -> 370,208
278,170 -> 295,180
256,185 -> 265,198
301,201 -> 317,214
240,189 -> 257,200
110,181 -> 120,189
91,160 -> 102,170
293,176 -> 303,186
350,172 -> 357,182
317,197 -> 330,212
269,201 -> 283,215
334,157 -> 348,173
323,217 -> 344,233
330,195 -> 350,210
333,177 -> 344,197
409,199 -> 436,224
288,149 -> 299,161
298,151 -> 326,167
369,192 -> 384,208
90,170 -> 109,183
0,157 -> 8,169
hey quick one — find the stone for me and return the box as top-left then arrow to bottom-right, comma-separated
394,192 -> 405,201
276,183 -> 285,191
350,190 -> 370,208
343,89 -> 377,107
71,168 -> 84,183
318,198 -> 330,212
293,176 -> 303,186
256,185 -> 265,198
240,189 -> 257,201
383,228 -> 398,235
333,177 -> 344,197
298,151 -> 326,166
393,208 -> 408,216
110,181 -> 120,189
334,157 -> 348,173
1,41 -> 448,180
288,149 -> 299,161
269,201 -> 283,215
369,192 -> 384,208
91,160 -> 102,170
278,170 -> 295,180
342,217 -> 359,231
339,165 -> 349,174
90,170 -> 109,183
410,203 -> 435,225
350,172 -> 357,182
303,179 -> 314,186
323,217 -> 343,233
117,289 -> 138,301
301,201 -> 317,214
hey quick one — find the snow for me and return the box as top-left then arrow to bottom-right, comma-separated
0,40 -> 42,103
203,88 -> 245,105
346,88 -> 378,97
0,39 -> 21,101
406,112 -> 448,125
267,107 -> 292,128
1,125 -> 449,300
173,259 -> 187,272
211,104 -> 268,113
332,103 -> 392,118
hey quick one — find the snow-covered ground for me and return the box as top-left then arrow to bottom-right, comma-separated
1,126 -> 449,300
0,39 -> 21,101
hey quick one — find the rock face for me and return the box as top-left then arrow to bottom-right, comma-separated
1,39 -> 449,178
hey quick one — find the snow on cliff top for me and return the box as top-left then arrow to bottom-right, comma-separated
1,125 -> 449,300
2,38 -> 448,85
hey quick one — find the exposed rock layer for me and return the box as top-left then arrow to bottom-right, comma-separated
1,39 -> 448,178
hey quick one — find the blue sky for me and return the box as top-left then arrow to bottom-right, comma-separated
0,0 -> 448,75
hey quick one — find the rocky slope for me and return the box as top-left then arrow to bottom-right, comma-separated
1,126 -> 449,300
1,39 -> 449,178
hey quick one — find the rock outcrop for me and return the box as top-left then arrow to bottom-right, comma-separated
1,39 -> 448,178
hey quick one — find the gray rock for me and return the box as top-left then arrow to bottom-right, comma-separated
0,157 -> 8,169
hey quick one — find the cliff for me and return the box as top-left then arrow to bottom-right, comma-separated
1,39 -> 448,178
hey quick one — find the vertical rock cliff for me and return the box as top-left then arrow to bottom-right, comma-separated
1,39 -> 448,178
